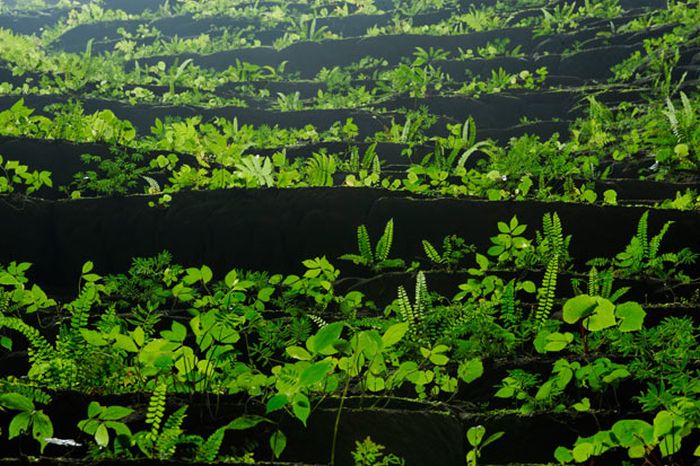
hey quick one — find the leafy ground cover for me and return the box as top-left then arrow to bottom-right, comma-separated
0,0 -> 699,464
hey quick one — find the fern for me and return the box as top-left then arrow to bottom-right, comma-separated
397,286 -> 417,333
147,383 -> 167,441
422,239 -> 443,265
60,282 -> 98,359
155,405 -> 188,459
0,316 -> 53,363
374,219 -> 394,262
636,211 -> 649,258
340,219 -> 403,271
648,220 -> 673,260
308,314 -> 328,328
196,426 -> 227,462
396,271 -> 428,339
500,280 -> 518,327
357,224 -> 373,263
0,380 -> 52,405
534,255 -> 558,326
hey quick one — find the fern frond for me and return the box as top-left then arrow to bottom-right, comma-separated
197,426 -> 226,462
500,280 -> 518,327
588,267 -> 599,296
397,286 -> 417,333
308,314 -> 328,328
156,405 -> 188,459
0,317 -> 53,363
357,224 -> 373,262
534,256 -> 558,325
636,211 -> 649,257
648,220 -> 673,260
147,383 -> 167,440
0,380 -> 52,405
375,219 -> 394,262
414,271 -> 427,322
422,240 -> 443,265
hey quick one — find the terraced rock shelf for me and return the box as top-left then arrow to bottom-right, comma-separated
0,0 -> 699,465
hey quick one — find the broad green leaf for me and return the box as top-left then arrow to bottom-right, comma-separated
101,406 -> 133,421
32,411 -> 53,452
544,332 -> 574,352
114,334 -> 138,352
300,361 -> 332,386
286,346 -> 312,361
95,423 -> 109,447
266,394 -> 288,414
80,329 -> 108,346
467,425 -> 485,447
562,295 -> 597,324
584,298 -> 616,331
611,419 -> 654,451
270,430 -> 287,459
227,415 -> 268,430
292,394 -> 310,426
306,322 -> 343,355
615,302 -> 645,332
82,261 -> 94,274
8,411 -> 31,439
458,358 -> 483,383
0,393 -> 34,412
382,322 -> 409,347
572,442 -> 593,462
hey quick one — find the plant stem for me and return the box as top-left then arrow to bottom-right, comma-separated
330,376 -> 350,466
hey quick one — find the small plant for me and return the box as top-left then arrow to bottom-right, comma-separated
78,401 -> 133,448
0,392 -> 53,453
0,155 -> 52,195
466,425 -> 504,465
588,211 -> 697,279
487,215 -> 531,266
422,235 -> 475,271
340,219 -> 405,271
352,436 -> 405,465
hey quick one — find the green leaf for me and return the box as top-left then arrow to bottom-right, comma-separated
382,322 -> 409,347
270,430 -> 287,459
611,419 -> 654,448
200,265 -> 213,284
80,329 -> 108,346
32,411 -> 53,452
572,442 -> 593,462
584,298 -> 616,332
8,411 -> 31,439
615,302 -> 645,332
544,332 -> 574,352
300,361 -> 332,386
653,410 -> 679,439
292,394 -> 310,426
101,406 -> 133,421
95,423 -> 109,447
87,401 -> 102,418
161,321 -> 187,342
227,415 -> 268,430
554,446 -> 574,463
114,334 -> 138,352
467,425 -> 485,447
573,397 -> 591,412
0,393 -> 34,412
266,394 -> 288,414
286,346 -> 312,361
458,358 -> 483,383
562,294 -> 597,324
306,322 -> 343,355
82,261 -> 94,274
257,287 -> 275,302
